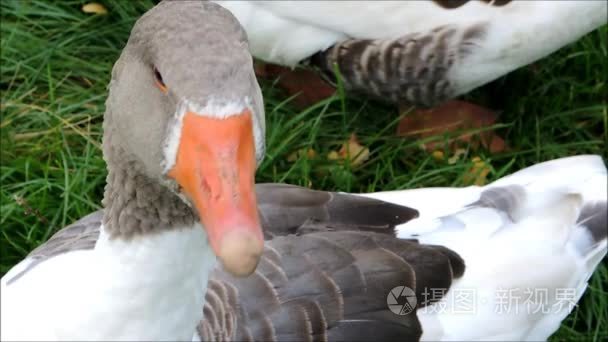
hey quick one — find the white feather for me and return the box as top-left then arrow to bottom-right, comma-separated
1,225 -> 217,341
2,155 -> 605,341
360,155 -> 607,341
213,1 -> 607,95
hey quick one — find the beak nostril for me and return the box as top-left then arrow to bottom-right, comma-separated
200,176 -> 211,200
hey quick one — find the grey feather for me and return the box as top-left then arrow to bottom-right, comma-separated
7,183 -> 462,341
310,23 -> 487,106
200,231 -> 460,341
467,185 -> 527,220
256,183 -> 419,239
198,185 -> 463,341
3,1 -> 462,340
431,0 -> 512,9
577,201 -> 608,244
5,210 -> 104,285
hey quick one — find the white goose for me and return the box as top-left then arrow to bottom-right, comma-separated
196,154 -> 607,341
1,1 -> 606,341
364,154 -> 608,340
2,1 -> 268,340
213,0 -> 607,106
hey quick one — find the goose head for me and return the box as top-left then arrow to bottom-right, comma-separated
103,0 -> 265,276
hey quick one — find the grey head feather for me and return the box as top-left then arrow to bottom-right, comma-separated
106,0 -> 263,181
128,0 -> 255,107
101,0 -> 264,239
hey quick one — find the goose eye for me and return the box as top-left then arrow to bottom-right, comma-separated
153,67 -> 167,93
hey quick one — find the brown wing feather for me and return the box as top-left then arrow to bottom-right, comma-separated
6,183 -> 464,342
309,23 -> 487,106
9,182 -> 418,283
199,184 -> 464,342
200,231 -> 464,341
256,183 -> 419,239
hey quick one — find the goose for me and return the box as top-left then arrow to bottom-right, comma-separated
0,1 -> 462,340
1,1 -> 268,339
4,153 -> 606,340
193,154 -> 607,341
213,1 -> 608,107
1,2 -> 605,342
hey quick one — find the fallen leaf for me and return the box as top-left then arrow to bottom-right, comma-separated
397,100 -> 508,154
431,150 -> 445,161
253,60 -> 268,77
254,62 -> 336,109
328,133 -> 370,167
463,157 -> 491,186
82,2 -> 108,15
327,150 -> 340,161
447,148 -> 467,165
305,149 -> 317,159
340,133 -> 370,166
287,148 -> 317,162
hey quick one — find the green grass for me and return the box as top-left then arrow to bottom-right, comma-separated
1,1 -> 606,340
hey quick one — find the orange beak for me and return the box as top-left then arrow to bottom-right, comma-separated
167,109 -> 263,277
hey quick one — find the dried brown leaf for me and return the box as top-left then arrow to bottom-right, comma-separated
463,157 -> 491,186
397,100 -> 508,154
287,148 -> 317,162
447,148 -> 467,165
82,2 -> 108,15
327,150 -> 340,161
327,133 -> 370,167
431,150 -> 445,161
254,62 -> 335,109
339,133 -> 370,166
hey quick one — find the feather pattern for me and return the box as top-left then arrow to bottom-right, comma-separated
2,184 -> 461,341
2,156 -> 605,341
213,0 -> 607,105
195,155 -> 607,341
256,183 -> 419,238
198,231 -> 463,341
310,23 -> 487,105
364,155 -> 608,341
5,211 -> 103,285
